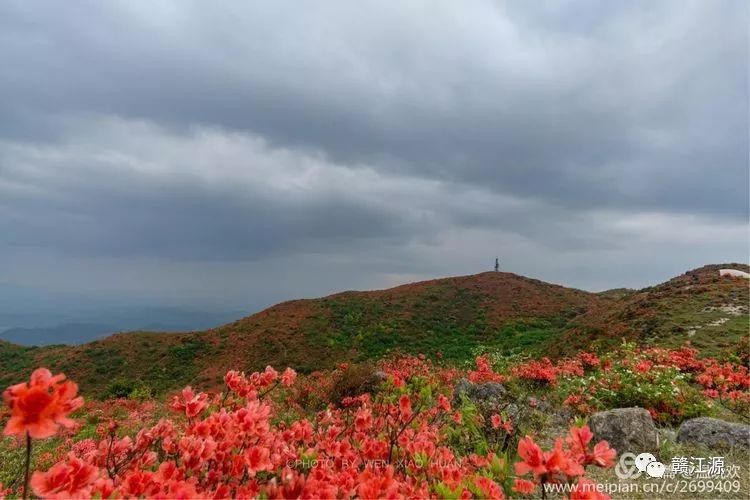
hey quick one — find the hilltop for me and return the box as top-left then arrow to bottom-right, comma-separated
0,265 -> 747,396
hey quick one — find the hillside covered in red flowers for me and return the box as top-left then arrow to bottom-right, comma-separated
1,264 -> 747,400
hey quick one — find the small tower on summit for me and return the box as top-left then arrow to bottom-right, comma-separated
494,257 -> 499,272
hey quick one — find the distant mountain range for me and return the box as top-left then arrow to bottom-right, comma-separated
0,323 -> 118,346
0,307 -> 245,346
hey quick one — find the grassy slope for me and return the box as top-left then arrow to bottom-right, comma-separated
0,265 -> 747,397
559,263 -> 749,357
0,272 -> 594,396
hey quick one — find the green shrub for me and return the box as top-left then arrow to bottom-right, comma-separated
327,362 -> 383,405
129,383 -> 154,401
557,362 -> 709,425
105,378 -> 154,400
105,378 -> 137,398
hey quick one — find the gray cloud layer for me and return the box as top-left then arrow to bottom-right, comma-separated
0,0 -> 747,312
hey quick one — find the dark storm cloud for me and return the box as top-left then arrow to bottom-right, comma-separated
0,0 -> 747,302
0,121 -> 435,261
1,184 -> 409,260
1,0 -> 747,215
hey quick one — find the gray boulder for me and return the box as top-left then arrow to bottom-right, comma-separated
452,378 -> 507,406
589,407 -> 658,455
677,418 -> 750,450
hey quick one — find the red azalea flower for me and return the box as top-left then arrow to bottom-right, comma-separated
588,441 -> 616,468
30,454 -> 98,498
491,414 -> 502,429
280,367 -> 297,387
3,368 -> 83,439
354,407 -> 373,431
514,436 -> 547,477
512,478 -> 536,495
398,394 -> 412,422
474,476 -> 505,499
170,387 -> 208,419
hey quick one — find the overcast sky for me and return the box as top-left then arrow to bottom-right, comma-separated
0,0 -> 747,316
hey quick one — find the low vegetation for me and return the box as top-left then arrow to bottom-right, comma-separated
1,343 -> 747,498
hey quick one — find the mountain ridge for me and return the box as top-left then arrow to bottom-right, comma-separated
0,264 -> 746,396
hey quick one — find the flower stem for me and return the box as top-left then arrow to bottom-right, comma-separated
23,432 -> 31,500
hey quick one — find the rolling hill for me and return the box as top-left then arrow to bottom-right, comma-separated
0,264 -> 747,397
561,263 -> 749,354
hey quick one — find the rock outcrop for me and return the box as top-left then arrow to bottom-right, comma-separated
589,407 -> 658,455
453,379 -> 508,406
677,417 -> 750,450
